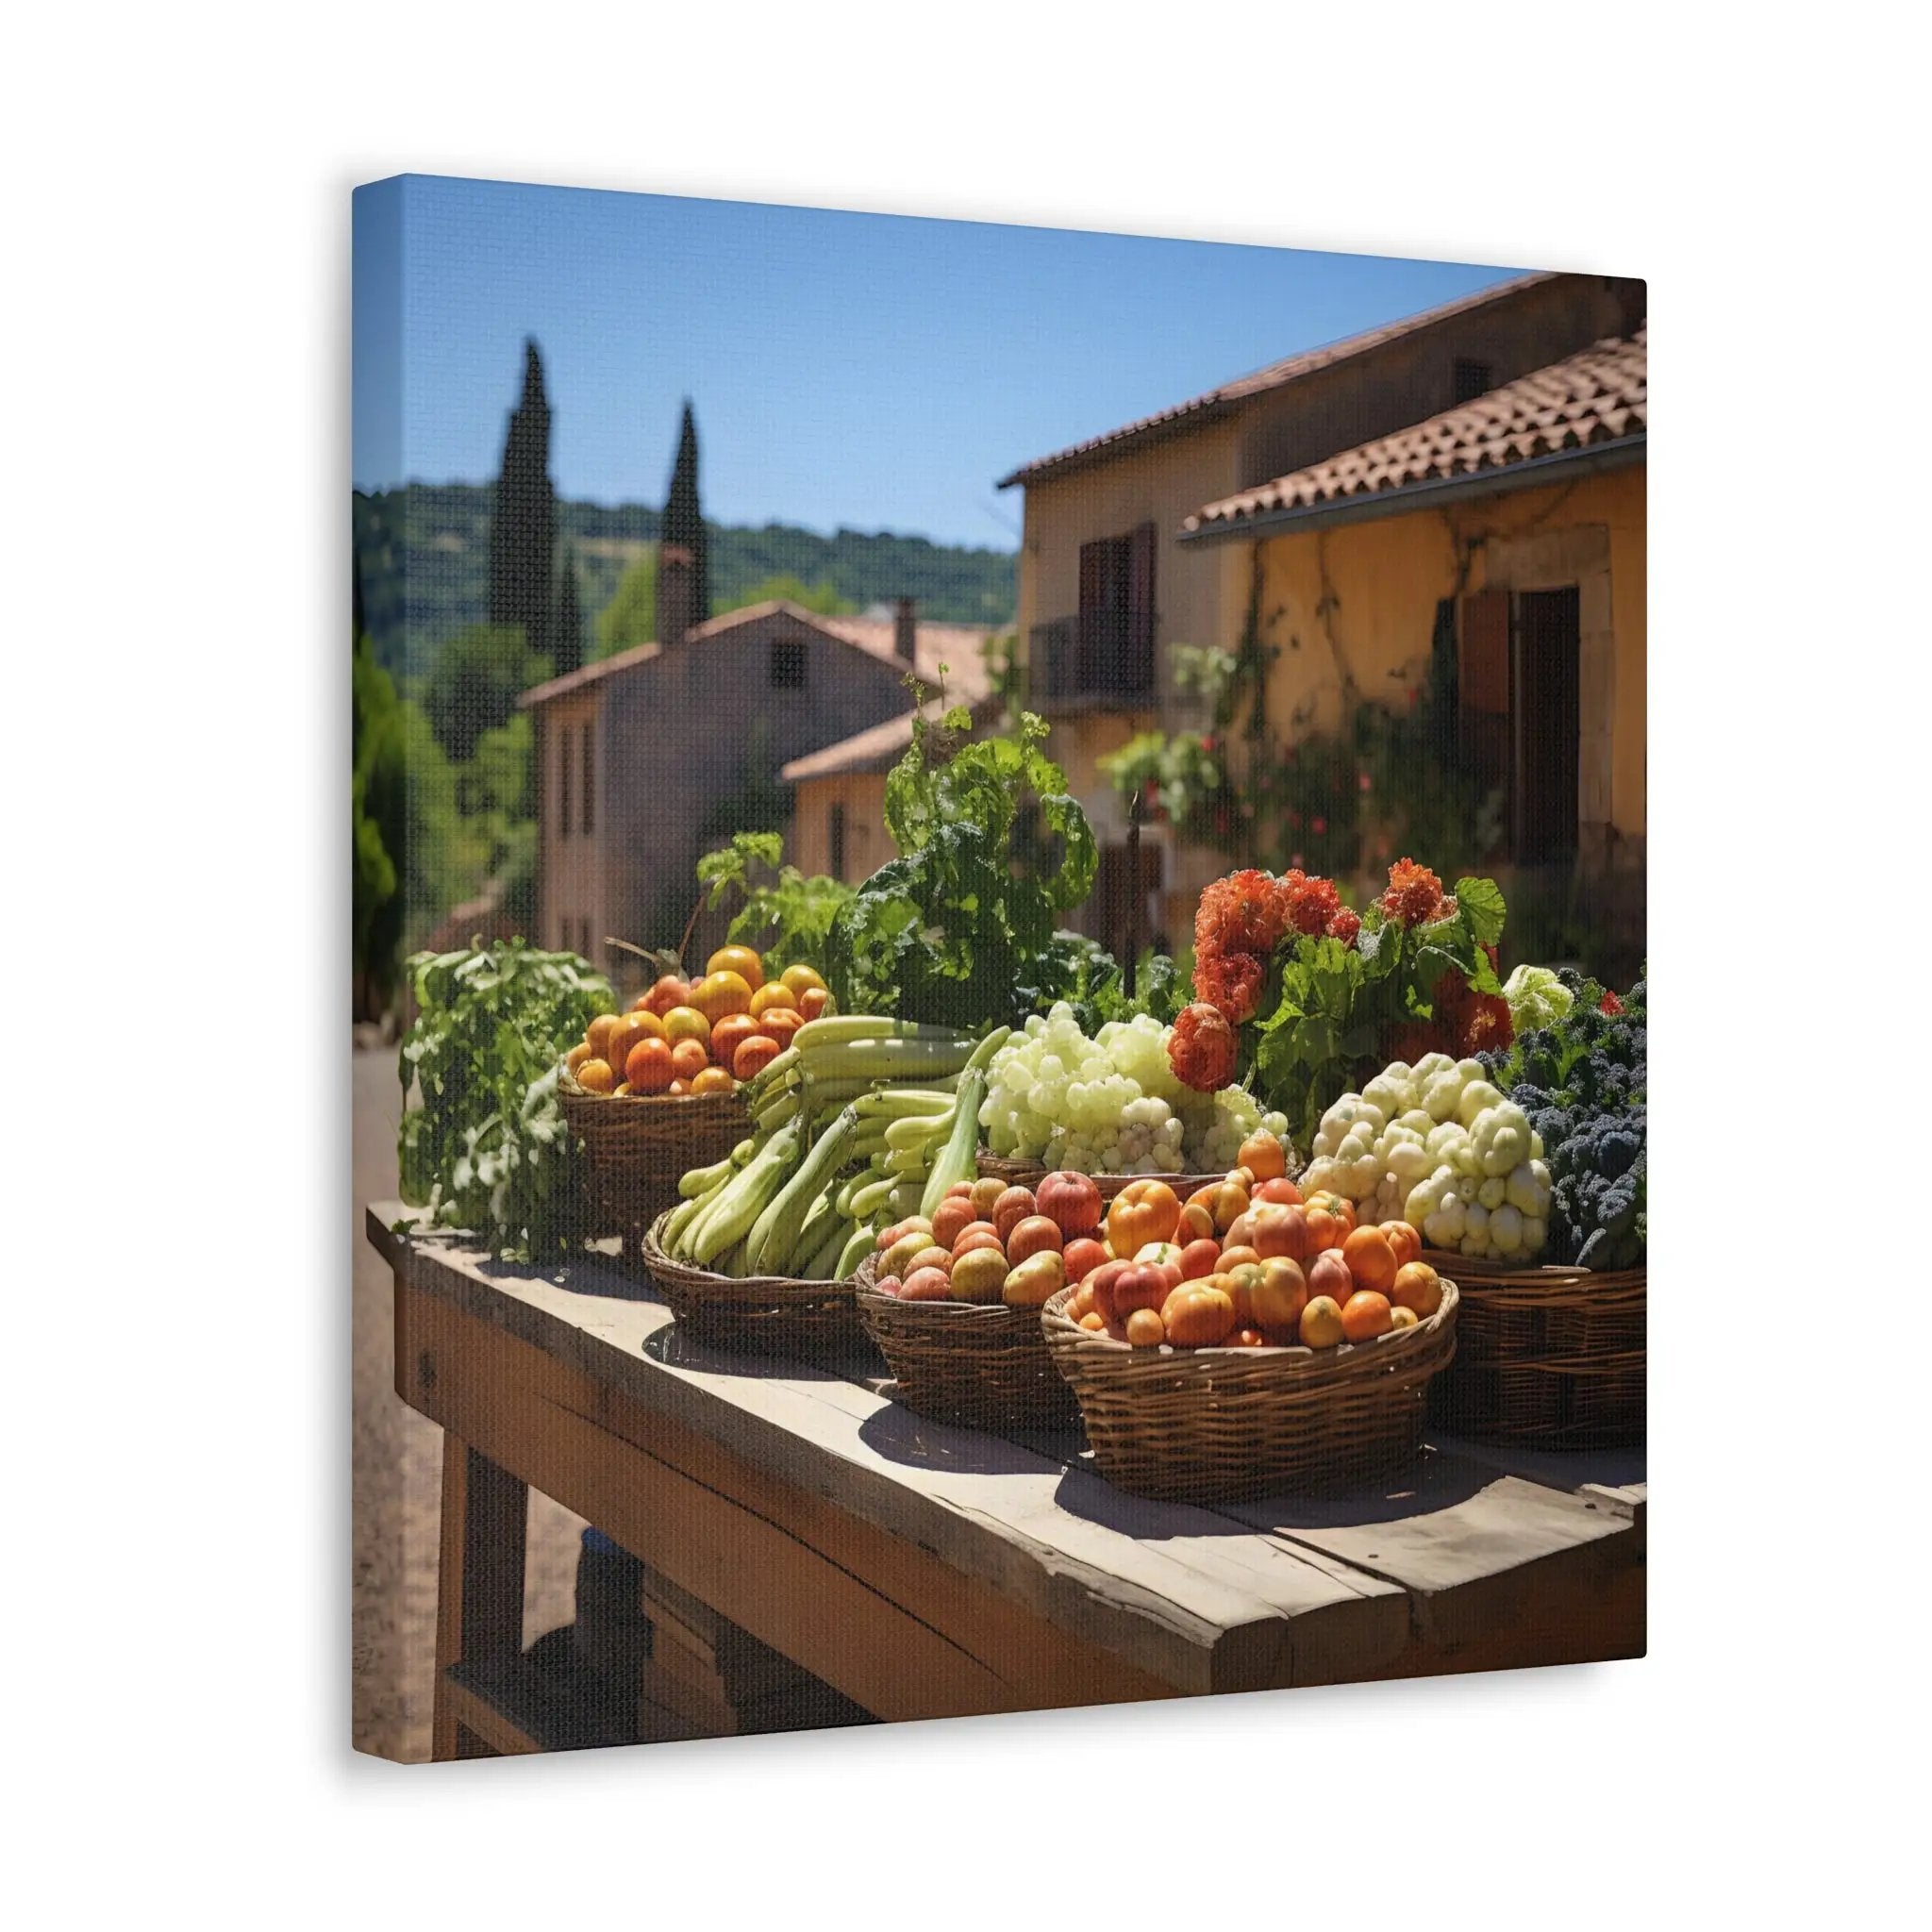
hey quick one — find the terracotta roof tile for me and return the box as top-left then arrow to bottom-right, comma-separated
519,602 -> 993,709
996,272 -> 1555,489
1183,325 -> 1645,535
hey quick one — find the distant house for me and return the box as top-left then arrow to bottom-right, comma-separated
1182,325 -> 1648,941
996,270 -> 1646,957
783,689 -> 1007,885
519,591 -> 991,977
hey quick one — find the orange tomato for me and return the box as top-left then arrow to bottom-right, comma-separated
1250,1257 -> 1307,1336
779,962 -> 826,998
1238,1131 -> 1287,1183
689,1065 -> 734,1096
669,1038 -> 709,1084
1200,1179 -> 1250,1234
1162,1285 -> 1236,1348
1062,1237 -> 1109,1283
931,1198 -> 977,1249
796,985 -> 833,1020
576,1057 -> 615,1095
1217,1244 -> 1261,1274
1340,1291 -> 1393,1343
1176,1200 -> 1217,1243
1178,1238 -> 1222,1282
1221,1264 -> 1263,1328
1006,1216 -> 1065,1264
1383,1221 -> 1424,1270
1247,1204 -> 1310,1263
1391,1261 -> 1442,1319
565,1042 -> 591,1074
1125,1307 -> 1166,1347
1107,1179 -> 1181,1257
1341,1226 -> 1398,1296
749,981 -> 797,1019
1304,1207 -> 1343,1254
953,1229 -> 1006,1259
1389,1307 -> 1420,1330
1084,1259 -> 1129,1325
991,1187 -> 1038,1241
1112,1263 -> 1171,1318
1230,1327 -> 1268,1348
667,1078 -> 690,1096
733,1035 -> 783,1081
690,971 -> 754,1022
585,1013 -> 622,1064
707,945 -> 765,991
709,1013 -> 763,1068
970,1176 -> 1008,1219
1254,1177 -> 1304,1207
758,1008 -> 804,1048
640,974 -> 690,1017
1299,1295 -> 1345,1348
661,1005 -> 711,1049
625,1038 -> 675,1093
1079,1311 -> 1109,1334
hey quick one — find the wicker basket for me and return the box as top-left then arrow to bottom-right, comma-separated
1423,1250 -> 1644,1447
974,1151 -> 1227,1202
1040,1279 -> 1458,1503
851,1254 -> 1082,1433
559,1078 -> 749,1258
639,1212 -> 874,1360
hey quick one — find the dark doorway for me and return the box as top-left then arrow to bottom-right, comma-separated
1093,841 -> 1163,965
1513,588 -> 1580,862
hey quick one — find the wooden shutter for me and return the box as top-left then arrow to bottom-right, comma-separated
1457,587 -> 1511,808
581,721 -> 594,835
1077,539 -> 1110,691
1125,522 -> 1157,695
558,722 -> 573,839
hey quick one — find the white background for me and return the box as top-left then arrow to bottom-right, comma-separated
3,2 -> 1918,1924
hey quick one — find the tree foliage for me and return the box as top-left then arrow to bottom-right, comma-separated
595,550 -> 658,659
422,624 -> 549,765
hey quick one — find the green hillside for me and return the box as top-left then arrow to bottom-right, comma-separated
356,483 -> 1016,677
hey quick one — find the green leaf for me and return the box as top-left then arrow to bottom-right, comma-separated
1454,875 -> 1507,947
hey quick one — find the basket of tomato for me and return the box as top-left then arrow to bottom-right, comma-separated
1039,1180 -> 1458,1502
560,945 -> 832,1258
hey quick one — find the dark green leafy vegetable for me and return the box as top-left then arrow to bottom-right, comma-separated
396,938 -> 612,1262
825,708 -> 1100,1030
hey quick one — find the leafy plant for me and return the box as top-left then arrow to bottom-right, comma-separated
1045,932 -> 1185,1032
825,707 -> 1098,1029
694,831 -> 854,974
396,939 -> 612,1262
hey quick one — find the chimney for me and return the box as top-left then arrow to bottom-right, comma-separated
894,596 -> 917,665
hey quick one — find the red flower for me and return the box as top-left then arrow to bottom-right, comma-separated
1357,771 -> 1372,792
1383,1018 -> 1449,1064
1600,990 -> 1624,1015
1168,1003 -> 1239,1092
1325,908 -> 1362,948
1196,949 -> 1265,1024
1378,858 -> 1446,926
1312,815 -> 1327,835
1281,871 -> 1341,937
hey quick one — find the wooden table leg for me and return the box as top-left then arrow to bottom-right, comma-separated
432,1436 -> 528,1761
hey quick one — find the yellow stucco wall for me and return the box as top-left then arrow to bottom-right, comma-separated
788,772 -> 891,886
1251,463 -> 1646,840
1016,419 -> 1252,678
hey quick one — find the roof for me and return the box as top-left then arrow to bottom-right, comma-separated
780,691 -> 1006,783
996,271 -> 1556,489
1183,325 -> 1646,539
518,601 -> 993,710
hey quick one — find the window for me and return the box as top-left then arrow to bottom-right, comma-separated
1512,589 -> 1580,863
1075,522 -> 1157,696
580,722 -> 593,836
770,639 -> 807,689
1454,358 -> 1494,405
558,724 -> 573,838
828,801 -> 847,882
1457,585 -> 1579,864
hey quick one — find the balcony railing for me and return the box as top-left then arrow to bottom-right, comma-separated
1028,615 -> 1157,710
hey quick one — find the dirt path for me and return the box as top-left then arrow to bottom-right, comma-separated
352,1045 -> 584,1761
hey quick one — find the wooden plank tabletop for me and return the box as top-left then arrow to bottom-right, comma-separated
369,1204 -> 1644,1704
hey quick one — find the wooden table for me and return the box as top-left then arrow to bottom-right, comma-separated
369,1204 -> 1644,1757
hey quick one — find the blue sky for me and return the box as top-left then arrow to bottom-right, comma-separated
353,175 -> 1522,552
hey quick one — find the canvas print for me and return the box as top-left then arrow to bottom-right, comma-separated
353,174 -> 1646,1762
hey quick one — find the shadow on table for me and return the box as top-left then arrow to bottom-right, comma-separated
856,1401 -> 1090,1477
1048,1442 -> 1510,1541
641,1322 -> 886,1388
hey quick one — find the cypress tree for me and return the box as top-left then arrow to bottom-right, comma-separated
487,339 -> 557,662
662,399 -> 709,627
552,541 -> 585,676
